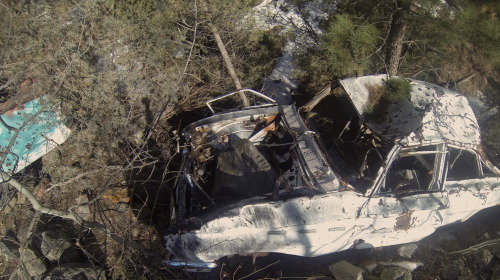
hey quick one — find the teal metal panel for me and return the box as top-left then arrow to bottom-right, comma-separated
0,99 -> 70,174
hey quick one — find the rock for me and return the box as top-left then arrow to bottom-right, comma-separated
43,263 -> 100,280
442,264 -> 461,280
328,260 -> 363,280
20,245 -> 48,277
16,226 -> 30,245
0,237 -> 20,261
397,243 -> 418,258
8,268 -> 31,280
40,231 -> 80,263
379,267 -> 412,280
473,249 -> 494,266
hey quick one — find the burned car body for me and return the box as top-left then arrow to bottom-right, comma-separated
165,75 -> 500,266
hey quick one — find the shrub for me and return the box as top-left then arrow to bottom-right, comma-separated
364,78 -> 412,122
383,78 -> 412,101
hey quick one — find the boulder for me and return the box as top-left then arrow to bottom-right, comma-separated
20,245 -> 48,277
328,260 -> 363,280
40,231 -> 80,263
7,268 -> 31,280
379,267 -> 412,280
0,237 -> 20,261
397,243 -> 418,259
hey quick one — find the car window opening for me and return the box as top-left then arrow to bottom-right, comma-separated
382,146 -> 439,196
481,160 -> 497,177
447,147 -> 479,180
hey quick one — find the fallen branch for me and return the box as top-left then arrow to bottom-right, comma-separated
238,260 -> 280,280
447,238 -> 500,255
46,169 -> 103,191
0,171 -> 153,256
198,0 -> 250,107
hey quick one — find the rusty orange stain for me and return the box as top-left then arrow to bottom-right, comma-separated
394,210 -> 414,231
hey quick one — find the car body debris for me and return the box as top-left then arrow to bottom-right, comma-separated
164,75 -> 500,267
0,98 -> 70,210
0,98 -> 70,175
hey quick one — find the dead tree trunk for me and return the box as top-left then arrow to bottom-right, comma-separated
199,0 -> 250,107
385,1 -> 408,76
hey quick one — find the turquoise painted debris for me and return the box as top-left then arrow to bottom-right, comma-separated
0,98 -> 70,175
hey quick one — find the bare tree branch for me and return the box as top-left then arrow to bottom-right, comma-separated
0,171 -> 152,255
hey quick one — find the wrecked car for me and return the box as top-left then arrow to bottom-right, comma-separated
165,75 -> 500,267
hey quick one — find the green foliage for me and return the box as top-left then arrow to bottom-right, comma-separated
383,77 -> 412,101
456,5 -> 500,68
297,14 -> 380,87
323,14 -> 380,76
239,27 -> 287,87
296,0 -> 499,98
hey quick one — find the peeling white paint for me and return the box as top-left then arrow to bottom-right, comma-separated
165,76 -> 500,265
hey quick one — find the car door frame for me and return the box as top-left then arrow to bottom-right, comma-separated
355,143 -> 450,247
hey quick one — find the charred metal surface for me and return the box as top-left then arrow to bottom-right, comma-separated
165,76 -> 500,265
